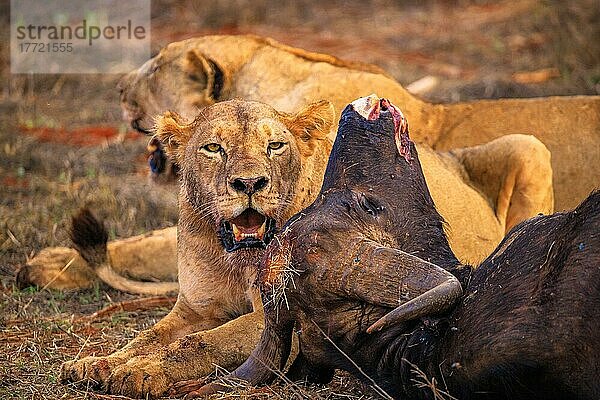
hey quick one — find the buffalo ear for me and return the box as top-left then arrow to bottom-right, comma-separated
285,100 -> 335,156
153,111 -> 194,165
182,49 -> 226,103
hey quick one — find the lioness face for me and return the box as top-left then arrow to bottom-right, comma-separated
155,99 -> 334,253
118,42 -> 224,134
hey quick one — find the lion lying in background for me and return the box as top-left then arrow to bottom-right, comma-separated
118,34 -> 596,211
17,34 -> 557,293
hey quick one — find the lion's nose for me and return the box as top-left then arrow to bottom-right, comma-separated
229,176 -> 269,195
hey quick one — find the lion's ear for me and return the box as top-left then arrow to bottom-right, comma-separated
153,111 -> 194,165
182,49 -> 226,103
286,100 -> 335,156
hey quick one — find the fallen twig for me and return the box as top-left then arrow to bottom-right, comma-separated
311,319 -> 394,400
74,295 -> 177,324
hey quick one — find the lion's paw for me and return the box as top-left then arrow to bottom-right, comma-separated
60,355 -> 124,388
105,356 -> 172,399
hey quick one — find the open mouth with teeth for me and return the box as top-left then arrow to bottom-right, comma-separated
219,208 -> 277,252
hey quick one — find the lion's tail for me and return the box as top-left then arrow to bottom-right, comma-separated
70,209 -> 179,295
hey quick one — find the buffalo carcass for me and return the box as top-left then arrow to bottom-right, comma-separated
188,95 -> 600,400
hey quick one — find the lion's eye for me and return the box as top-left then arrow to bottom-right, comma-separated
203,143 -> 222,153
268,142 -> 286,151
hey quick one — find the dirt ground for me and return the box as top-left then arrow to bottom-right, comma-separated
1,0 -> 599,399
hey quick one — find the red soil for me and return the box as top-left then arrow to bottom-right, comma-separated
19,125 -> 140,147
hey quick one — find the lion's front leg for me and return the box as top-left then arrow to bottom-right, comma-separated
60,296 -> 210,393
451,134 -> 554,232
103,309 -> 264,398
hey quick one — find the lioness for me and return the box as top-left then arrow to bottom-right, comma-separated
117,34 -> 597,210
60,97 -> 550,398
18,35 -> 556,292
61,99 -> 335,397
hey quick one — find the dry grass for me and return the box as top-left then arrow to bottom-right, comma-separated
404,360 -> 457,400
1,0 -> 598,399
0,283 -> 378,399
0,283 -> 171,399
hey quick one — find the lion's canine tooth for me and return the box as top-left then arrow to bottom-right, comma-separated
257,221 -> 266,239
232,224 -> 242,241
